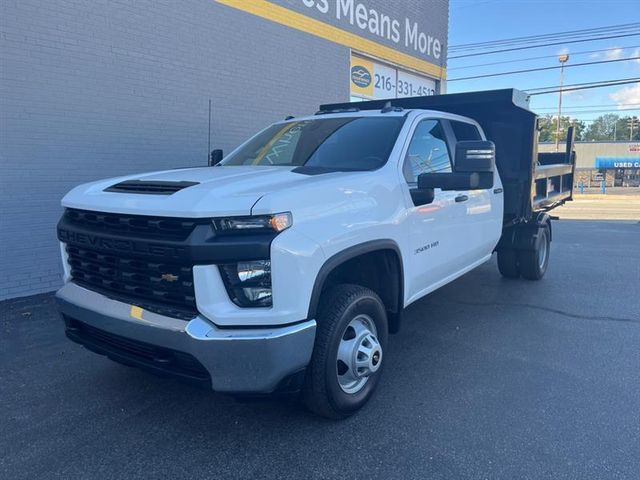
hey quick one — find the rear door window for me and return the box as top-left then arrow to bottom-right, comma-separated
450,121 -> 482,141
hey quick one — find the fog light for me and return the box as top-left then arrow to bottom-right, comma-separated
219,259 -> 272,307
242,287 -> 272,304
237,260 -> 271,283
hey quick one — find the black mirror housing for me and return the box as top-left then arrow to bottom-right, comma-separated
418,172 -> 493,191
455,140 -> 495,173
209,149 -> 224,166
410,187 -> 435,206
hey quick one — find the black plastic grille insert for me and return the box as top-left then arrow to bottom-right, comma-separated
66,244 -> 198,320
63,208 -> 207,241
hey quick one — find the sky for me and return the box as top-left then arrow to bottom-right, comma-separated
447,0 -> 640,125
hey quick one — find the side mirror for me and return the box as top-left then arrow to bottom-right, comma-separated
455,140 -> 495,173
418,172 -> 493,191
209,149 -> 224,166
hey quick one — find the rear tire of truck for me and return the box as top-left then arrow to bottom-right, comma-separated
303,284 -> 388,420
497,249 -> 520,278
518,226 -> 550,280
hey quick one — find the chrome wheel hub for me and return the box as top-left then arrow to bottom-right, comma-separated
336,314 -> 382,394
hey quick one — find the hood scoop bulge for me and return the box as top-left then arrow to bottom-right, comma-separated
104,180 -> 199,195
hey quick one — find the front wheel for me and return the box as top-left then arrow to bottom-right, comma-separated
518,226 -> 550,280
303,284 -> 388,419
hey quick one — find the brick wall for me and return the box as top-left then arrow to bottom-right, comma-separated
0,0 -> 352,299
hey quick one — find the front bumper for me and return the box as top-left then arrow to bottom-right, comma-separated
56,282 -> 316,393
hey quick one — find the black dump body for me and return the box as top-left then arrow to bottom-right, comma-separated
321,89 -> 574,227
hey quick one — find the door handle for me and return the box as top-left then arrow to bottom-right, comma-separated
455,195 -> 469,203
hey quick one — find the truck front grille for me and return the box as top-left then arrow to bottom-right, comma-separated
64,208 -> 207,241
66,244 -> 198,320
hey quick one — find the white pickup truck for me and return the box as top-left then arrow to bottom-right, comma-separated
56,89 -> 575,418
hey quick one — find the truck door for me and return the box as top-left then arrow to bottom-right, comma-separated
400,117 -> 464,301
448,120 -> 503,267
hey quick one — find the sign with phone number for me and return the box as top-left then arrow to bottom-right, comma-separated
350,54 -> 437,100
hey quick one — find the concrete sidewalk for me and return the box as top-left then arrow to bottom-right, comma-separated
555,194 -> 640,221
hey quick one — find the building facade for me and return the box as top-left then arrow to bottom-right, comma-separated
538,142 -> 640,188
0,0 -> 449,299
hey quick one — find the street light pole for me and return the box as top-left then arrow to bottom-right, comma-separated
555,53 -> 569,152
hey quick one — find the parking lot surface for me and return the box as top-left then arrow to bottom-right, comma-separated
1,219 -> 639,480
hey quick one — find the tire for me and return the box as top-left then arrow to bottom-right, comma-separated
303,284 -> 388,419
497,248 -> 520,278
518,226 -> 550,280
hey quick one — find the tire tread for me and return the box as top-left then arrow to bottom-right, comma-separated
302,284 -> 383,419
497,248 -> 519,278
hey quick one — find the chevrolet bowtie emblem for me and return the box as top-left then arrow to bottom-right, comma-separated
161,273 -> 179,282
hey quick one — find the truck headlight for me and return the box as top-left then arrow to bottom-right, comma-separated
219,260 -> 272,307
213,213 -> 292,234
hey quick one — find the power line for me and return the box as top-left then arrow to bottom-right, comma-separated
449,23 -> 640,53
448,32 -> 640,59
536,108 -> 640,115
450,28 -> 640,54
534,103 -> 640,110
448,56 -> 640,82
449,22 -> 640,50
527,78 -> 640,95
575,119 -> 638,123
450,26 -> 640,53
526,77 -> 640,92
447,46 -> 639,71
551,119 -> 619,122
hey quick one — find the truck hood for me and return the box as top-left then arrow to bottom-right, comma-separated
61,166 -> 327,217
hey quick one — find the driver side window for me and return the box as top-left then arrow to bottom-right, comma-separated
403,119 -> 452,184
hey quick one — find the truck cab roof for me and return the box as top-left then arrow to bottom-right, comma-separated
283,108 -> 482,127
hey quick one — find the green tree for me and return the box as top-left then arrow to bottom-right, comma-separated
614,115 -> 640,141
538,115 -> 586,142
584,114 -> 640,141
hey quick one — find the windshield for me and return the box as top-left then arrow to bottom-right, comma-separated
220,116 -> 405,171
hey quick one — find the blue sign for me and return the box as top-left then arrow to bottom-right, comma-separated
594,157 -> 640,169
350,65 -> 372,88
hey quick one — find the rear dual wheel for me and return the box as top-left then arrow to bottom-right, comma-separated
497,225 -> 550,280
518,226 -> 550,280
497,248 -> 519,278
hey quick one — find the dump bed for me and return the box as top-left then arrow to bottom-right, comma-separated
321,89 -> 575,227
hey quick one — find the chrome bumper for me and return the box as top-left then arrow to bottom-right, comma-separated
55,283 -> 316,393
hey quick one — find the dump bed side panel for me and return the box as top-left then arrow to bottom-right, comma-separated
533,128 -> 576,209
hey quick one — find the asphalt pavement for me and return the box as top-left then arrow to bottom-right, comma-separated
1,219 -> 639,480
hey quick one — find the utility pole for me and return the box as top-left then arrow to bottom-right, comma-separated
555,53 -> 569,152
628,116 -> 638,141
